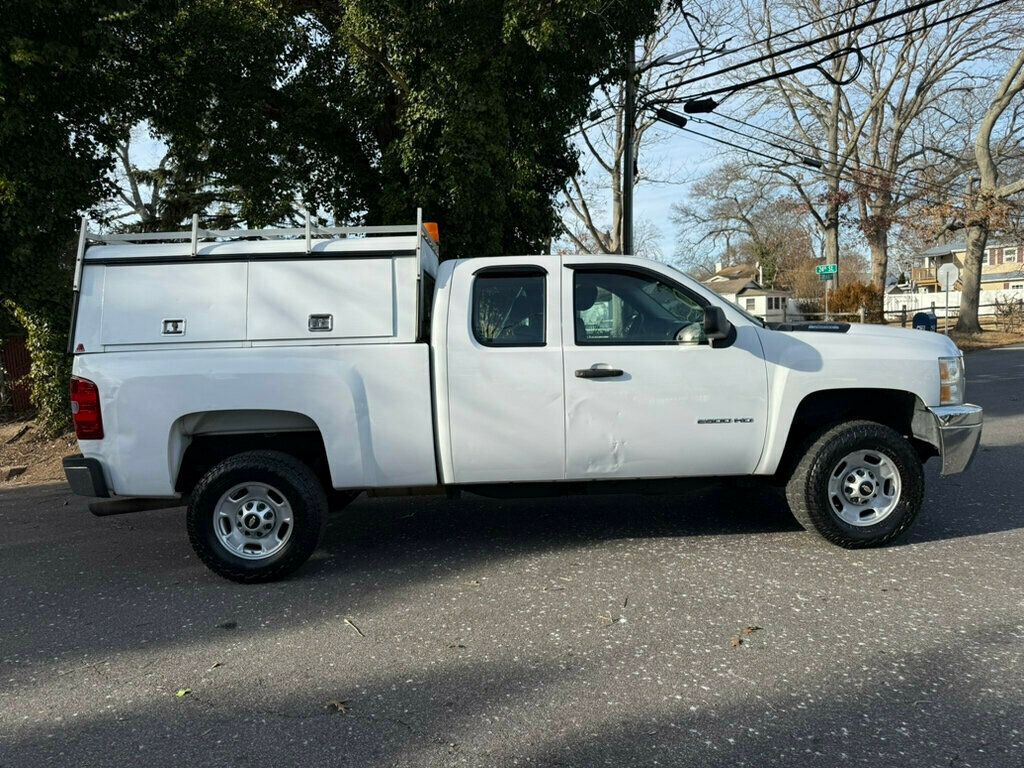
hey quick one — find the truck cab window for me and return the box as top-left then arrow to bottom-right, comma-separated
472,271 -> 546,346
574,270 -> 705,345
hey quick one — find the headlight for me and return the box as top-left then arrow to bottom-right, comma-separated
939,356 -> 965,405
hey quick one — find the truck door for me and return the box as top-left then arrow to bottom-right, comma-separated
444,258 -> 565,483
561,261 -> 769,480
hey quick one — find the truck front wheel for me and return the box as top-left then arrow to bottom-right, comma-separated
187,450 -> 329,582
785,420 -> 924,548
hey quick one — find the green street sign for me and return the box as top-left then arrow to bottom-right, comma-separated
819,274 -> 834,282
815,263 -> 838,275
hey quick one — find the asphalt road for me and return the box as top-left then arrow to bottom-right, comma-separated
2,347 -> 1023,768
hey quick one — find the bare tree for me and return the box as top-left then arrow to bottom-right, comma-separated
107,133 -> 171,227
956,48 -> 1024,332
673,161 -> 819,289
847,0 -> 1008,299
560,1 -> 722,256
735,0 -> 1006,292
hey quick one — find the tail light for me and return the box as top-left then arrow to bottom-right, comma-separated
70,376 -> 104,440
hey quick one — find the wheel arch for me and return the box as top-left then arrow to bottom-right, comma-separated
773,388 -> 936,480
170,409 -> 331,497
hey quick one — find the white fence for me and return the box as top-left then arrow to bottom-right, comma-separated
884,288 -> 1024,319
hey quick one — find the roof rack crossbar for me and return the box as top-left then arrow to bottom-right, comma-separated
83,222 -> 421,246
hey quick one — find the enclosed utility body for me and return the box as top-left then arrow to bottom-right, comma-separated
68,217 -> 440,499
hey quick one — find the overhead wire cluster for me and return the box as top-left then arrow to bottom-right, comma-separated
571,0 -> 1015,205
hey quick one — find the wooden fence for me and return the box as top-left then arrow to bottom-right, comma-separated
0,336 -> 32,412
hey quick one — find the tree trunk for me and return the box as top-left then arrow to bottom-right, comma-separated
956,222 -> 988,333
867,225 -> 888,317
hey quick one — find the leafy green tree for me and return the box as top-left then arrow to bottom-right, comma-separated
140,0 -> 661,255
0,1 -> 142,430
2,0 -> 660,429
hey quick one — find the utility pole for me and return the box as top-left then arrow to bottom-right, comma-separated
622,44 -> 636,256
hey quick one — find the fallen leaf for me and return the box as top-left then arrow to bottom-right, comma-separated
730,636 -> 743,648
448,644 -> 466,650
742,625 -> 762,636
324,700 -> 350,714
175,688 -> 191,698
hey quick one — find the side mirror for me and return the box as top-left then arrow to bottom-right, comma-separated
703,306 -> 733,341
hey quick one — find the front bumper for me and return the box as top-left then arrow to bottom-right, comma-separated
917,404 -> 983,475
63,455 -> 110,498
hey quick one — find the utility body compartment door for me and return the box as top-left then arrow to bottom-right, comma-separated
443,257 -> 565,483
561,260 -> 769,479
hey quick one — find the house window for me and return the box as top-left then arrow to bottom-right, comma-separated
745,297 -> 756,311
1005,247 -> 1018,263
982,250 -> 990,265
1011,283 -> 1024,291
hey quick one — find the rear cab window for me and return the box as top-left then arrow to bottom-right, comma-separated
472,268 -> 546,347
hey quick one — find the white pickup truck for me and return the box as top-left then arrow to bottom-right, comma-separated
63,215 -> 982,582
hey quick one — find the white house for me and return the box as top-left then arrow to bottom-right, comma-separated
702,271 -> 792,323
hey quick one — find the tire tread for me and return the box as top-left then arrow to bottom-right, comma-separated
785,420 -> 924,548
187,450 -> 328,583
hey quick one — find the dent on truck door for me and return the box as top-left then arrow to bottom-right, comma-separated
561,264 -> 769,479
445,261 -> 566,483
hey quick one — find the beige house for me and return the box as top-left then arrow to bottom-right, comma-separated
913,240 -> 1024,293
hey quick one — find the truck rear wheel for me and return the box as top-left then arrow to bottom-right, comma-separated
187,450 -> 328,583
785,420 -> 924,548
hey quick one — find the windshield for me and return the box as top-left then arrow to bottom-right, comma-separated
664,263 -> 767,328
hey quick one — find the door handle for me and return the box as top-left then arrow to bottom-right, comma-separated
575,366 -> 624,379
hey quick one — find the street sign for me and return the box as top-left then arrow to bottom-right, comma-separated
937,262 -> 959,291
937,263 -> 960,335
815,263 -> 838,275
819,274 -> 834,281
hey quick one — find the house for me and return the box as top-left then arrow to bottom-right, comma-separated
702,272 -> 791,323
704,263 -> 760,283
912,240 -> 1024,293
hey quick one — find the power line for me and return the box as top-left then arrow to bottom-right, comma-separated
664,0 -> 886,73
669,0 -> 947,92
645,0 -> 1012,104
675,123 -> 950,207
695,115 -> 956,200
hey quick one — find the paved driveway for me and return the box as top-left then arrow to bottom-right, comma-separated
2,347 -> 1022,767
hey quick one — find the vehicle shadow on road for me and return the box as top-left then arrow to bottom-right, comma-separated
315,481 -> 801,570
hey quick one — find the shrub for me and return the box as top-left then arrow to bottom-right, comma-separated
3,301 -> 71,436
827,282 -> 885,323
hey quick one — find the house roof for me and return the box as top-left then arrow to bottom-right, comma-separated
921,239 -> 1020,258
713,264 -> 758,279
921,241 -> 964,257
705,277 -> 760,296
982,268 -> 1024,282
741,288 -> 791,297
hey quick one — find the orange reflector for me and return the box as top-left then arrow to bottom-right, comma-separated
423,222 -> 439,243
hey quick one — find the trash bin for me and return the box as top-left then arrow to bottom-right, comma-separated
912,311 -> 937,332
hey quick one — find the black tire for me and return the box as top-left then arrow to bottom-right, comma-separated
785,420 -> 924,548
187,450 -> 328,583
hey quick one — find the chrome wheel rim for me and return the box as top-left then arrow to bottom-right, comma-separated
826,449 -> 902,527
213,482 -> 293,560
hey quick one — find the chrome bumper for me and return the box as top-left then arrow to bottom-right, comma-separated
915,404 -> 983,476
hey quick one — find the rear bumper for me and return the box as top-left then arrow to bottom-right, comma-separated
924,404 -> 983,475
63,455 -> 110,498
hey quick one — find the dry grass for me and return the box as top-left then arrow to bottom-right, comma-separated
948,329 -> 1024,353
0,417 -> 76,487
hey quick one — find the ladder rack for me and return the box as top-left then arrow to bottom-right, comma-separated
82,212 -> 426,248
